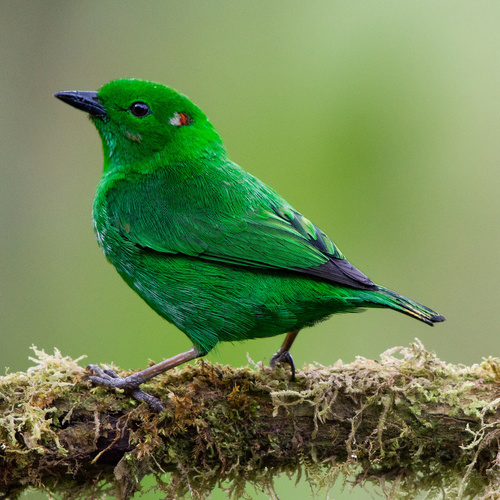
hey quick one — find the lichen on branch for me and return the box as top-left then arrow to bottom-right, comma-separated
1,340 -> 500,499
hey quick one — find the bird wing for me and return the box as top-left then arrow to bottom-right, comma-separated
103,166 -> 377,290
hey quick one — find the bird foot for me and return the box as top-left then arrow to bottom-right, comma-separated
86,364 -> 164,412
270,350 -> 296,381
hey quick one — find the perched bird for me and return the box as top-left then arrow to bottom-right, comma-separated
55,79 -> 445,411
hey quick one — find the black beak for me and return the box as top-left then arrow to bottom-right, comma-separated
54,90 -> 107,118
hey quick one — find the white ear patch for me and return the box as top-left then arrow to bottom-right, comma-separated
169,112 -> 182,126
168,112 -> 192,126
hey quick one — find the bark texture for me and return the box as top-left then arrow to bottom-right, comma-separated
1,341 -> 500,499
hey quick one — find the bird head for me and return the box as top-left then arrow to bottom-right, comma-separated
55,78 -> 224,172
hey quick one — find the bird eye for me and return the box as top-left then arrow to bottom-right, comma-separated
129,101 -> 151,118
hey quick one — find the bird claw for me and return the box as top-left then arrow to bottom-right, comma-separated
86,364 -> 122,386
86,364 -> 164,412
270,351 -> 296,381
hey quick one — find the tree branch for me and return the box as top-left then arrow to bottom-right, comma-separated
1,340 -> 500,499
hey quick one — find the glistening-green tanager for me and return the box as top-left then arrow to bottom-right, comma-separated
55,79 -> 445,411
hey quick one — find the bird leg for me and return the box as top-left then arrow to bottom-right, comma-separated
270,330 -> 299,380
86,346 -> 204,412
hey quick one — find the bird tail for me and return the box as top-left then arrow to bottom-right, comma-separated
370,285 -> 445,326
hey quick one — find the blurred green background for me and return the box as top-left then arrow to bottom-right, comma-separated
2,1 -> 499,498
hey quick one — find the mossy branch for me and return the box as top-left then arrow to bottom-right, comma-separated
1,341 -> 500,499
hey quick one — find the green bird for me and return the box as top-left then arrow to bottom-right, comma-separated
55,79 -> 445,411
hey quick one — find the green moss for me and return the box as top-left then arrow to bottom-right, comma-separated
1,341 -> 500,499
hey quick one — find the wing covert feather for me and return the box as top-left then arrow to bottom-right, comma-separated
104,164 -> 376,290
